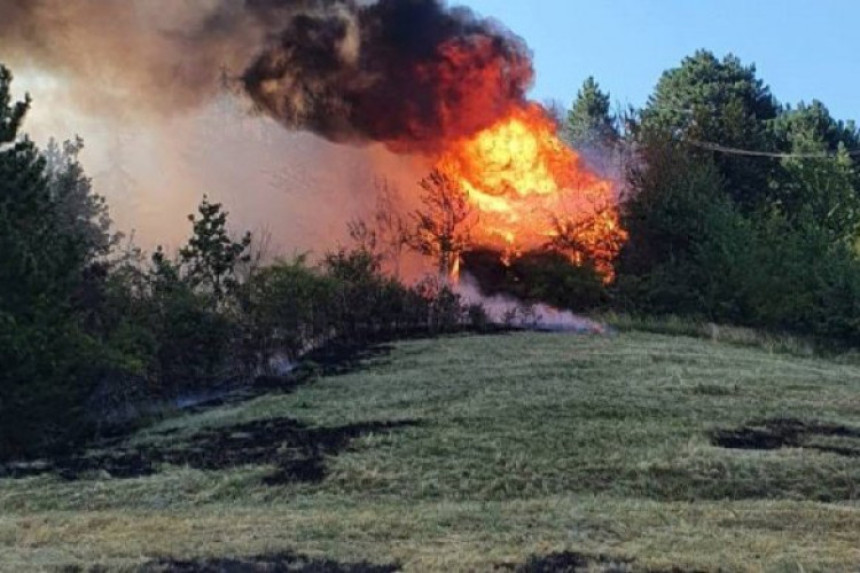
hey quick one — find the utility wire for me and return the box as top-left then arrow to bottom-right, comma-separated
686,139 -> 860,159
650,105 -> 860,159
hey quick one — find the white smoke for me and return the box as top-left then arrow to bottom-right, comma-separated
455,274 -> 608,334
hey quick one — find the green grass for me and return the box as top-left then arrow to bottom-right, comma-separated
3,331 -> 860,571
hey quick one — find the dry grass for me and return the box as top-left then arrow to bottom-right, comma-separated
2,331 -> 860,571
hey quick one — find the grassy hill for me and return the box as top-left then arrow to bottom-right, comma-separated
2,331 -> 860,571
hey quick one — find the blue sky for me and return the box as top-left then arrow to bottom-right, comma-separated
461,0 -> 859,122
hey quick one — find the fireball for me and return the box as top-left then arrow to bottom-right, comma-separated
435,103 -> 627,282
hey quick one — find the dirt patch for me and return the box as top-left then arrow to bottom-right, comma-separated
137,551 -> 400,572
0,418 -> 419,482
711,417 -> 860,457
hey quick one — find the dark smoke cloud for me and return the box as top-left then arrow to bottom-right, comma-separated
0,0 -> 534,153
242,0 -> 534,152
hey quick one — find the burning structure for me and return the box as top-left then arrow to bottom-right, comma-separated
0,0 -> 627,284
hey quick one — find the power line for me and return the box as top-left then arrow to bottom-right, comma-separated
686,139 -> 860,159
652,105 -> 860,159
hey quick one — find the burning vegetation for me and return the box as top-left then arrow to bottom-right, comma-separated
434,103 -> 626,282
240,0 -> 628,281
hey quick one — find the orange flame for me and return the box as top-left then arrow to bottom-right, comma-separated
435,103 -> 627,282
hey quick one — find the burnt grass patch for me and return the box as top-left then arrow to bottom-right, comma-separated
0,417 -> 419,482
496,551 -> 634,572
303,342 -> 396,377
137,551 -> 400,573
498,551 -> 704,573
0,340 -> 417,482
711,417 -> 860,457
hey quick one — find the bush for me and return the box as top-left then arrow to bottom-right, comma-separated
462,249 -> 608,312
0,309 -> 100,458
242,256 -> 335,371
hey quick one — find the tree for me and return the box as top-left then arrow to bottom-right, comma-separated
775,100 -> 860,157
641,50 -> 780,210
43,137 -> 118,263
0,66 -> 101,458
406,170 -> 475,277
0,66 -> 28,143
780,143 -> 860,245
372,179 -> 410,277
766,101 -> 860,245
136,198 -> 253,389
566,76 -> 618,147
178,196 -> 251,304
617,133 -> 759,320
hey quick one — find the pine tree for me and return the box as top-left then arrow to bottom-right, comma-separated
566,76 -> 618,147
0,65 -> 97,458
0,67 -> 83,312
178,196 -> 251,304
641,50 -> 780,210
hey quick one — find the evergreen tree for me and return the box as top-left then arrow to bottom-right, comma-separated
775,100 -> 860,156
779,139 -> 860,245
566,76 -> 618,146
44,137 -> 118,263
0,66 -> 98,458
641,50 -> 780,210
178,196 -> 251,304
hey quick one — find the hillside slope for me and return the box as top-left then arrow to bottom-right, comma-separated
2,332 -> 860,571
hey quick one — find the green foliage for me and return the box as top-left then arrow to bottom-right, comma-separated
148,249 -> 238,389
88,198 -> 256,391
620,129 -> 860,342
617,136 -> 757,320
321,245 -> 469,341
179,196 -> 251,303
0,134 -> 81,311
774,100 -> 860,157
412,277 -> 465,334
745,216 -> 860,341
566,76 -> 618,147
44,137 -> 118,263
773,104 -> 860,243
239,244 -> 478,376
244,256 -> 334,366
0,66 -> 104,458
0,66 -> 28,143
780,143 -> 859,244
619,50 -> 860,343
0,307 -> 99,458
641,50 -> 780,210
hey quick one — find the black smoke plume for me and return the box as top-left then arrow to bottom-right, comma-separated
0,0 -> 534,152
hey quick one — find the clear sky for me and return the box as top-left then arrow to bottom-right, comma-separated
461,0 -> 859,122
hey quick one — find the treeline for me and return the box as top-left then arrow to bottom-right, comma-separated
563,50 -> 860,342
0,66 -> 486,459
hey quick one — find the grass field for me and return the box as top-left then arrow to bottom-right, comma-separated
2,331 -> 860,571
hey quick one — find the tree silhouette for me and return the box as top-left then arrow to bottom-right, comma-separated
406,170 -> 475,278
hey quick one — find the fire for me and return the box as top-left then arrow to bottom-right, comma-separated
435,103 -> 627,282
